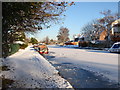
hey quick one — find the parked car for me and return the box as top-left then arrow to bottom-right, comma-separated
33,43 -> 49,54
64,40 -> 74,45
64,40 -> 78,45
108,42 -> 120,53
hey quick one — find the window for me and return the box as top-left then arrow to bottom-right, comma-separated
112,44 -> 120,48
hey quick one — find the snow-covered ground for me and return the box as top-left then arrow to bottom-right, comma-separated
47,45 -> 118,83
1,46 -> 73,88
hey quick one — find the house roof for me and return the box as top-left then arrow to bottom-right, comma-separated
112,19 -> 120,27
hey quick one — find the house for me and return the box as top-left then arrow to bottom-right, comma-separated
111,19 -> 120,42
99,19 -> 120,42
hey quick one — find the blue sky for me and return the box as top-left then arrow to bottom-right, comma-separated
28,2 -> 118,41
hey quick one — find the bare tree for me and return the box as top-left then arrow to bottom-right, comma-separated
98,10 -> 119,47
41,36 -> 50,45
81,19 -> 100,41
81,10 -> 118,43
44,36 -> 49,45
57,27 -> 69,43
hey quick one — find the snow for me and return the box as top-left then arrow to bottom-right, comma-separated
13,41 -> 25,44
1,46 -> 73,88
47,45 -> 118,83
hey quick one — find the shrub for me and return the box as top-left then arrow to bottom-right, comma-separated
30,38 -> 38,45
79,41 -> 89,47
20,44 -> 28,49
9,44 -> 20,55
88,41 -> 107,48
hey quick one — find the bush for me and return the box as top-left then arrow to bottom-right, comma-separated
79,41 -> 89,47
20,44 -> 28,49
88,41 -> 107,48
9,44 -> 20,55
79,41 -> 111,49
30,38 -> 38,45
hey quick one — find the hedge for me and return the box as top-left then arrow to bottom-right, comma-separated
19,44 -> 28,49
9,44 -> 20,55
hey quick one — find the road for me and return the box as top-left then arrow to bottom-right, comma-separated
44,45 -> 119,88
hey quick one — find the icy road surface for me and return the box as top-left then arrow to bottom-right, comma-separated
44,45 -> 119,88
2,46 -> 73,88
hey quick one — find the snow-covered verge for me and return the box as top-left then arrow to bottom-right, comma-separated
47,45 -> 118,84
1,46 -> 73,88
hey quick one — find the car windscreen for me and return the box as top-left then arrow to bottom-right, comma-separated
112,44 -> 120,48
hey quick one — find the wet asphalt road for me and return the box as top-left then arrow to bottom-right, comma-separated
44,53 -> 119,88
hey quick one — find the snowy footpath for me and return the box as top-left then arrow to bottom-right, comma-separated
1,46 -> 73,88
46,45 -> 119,85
